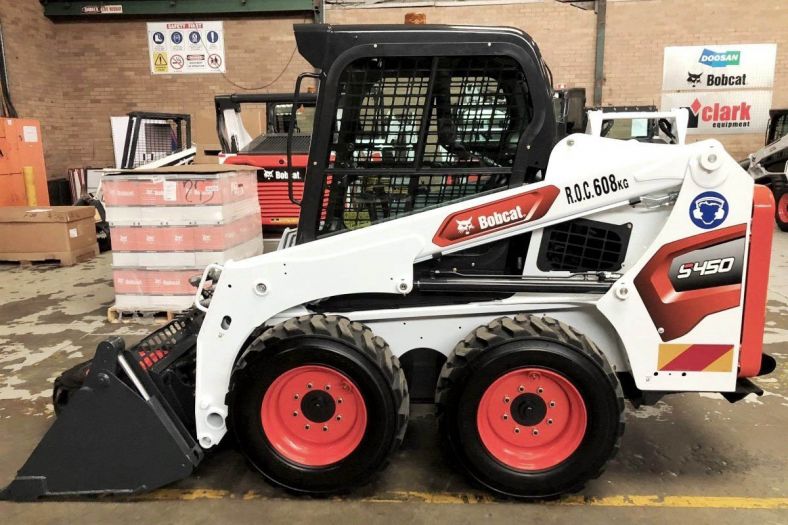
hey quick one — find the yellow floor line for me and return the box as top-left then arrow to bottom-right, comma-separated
139,489 -> 788,509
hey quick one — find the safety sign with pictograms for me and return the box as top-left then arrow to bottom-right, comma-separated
147,21 -> 225,75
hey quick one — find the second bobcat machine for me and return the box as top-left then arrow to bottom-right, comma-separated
2,23 -> 776,501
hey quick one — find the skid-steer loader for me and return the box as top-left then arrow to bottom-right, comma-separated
2,23 -> 777,501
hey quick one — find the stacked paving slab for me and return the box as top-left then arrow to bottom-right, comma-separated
102,164 -> 263,312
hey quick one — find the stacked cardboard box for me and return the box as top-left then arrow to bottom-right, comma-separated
103,164 -> 262,311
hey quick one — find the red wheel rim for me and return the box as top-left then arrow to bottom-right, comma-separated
778,193 -> 788,224
477,368 -> 587,471
261,365 -> 367,467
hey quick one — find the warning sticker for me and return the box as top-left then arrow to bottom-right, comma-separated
153,52 -> 168,73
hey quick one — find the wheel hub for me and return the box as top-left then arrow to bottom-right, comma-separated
261,365 -> 367,467
300,390 -> 336,423
511,393 -> 547,426
476,367 -> 587,471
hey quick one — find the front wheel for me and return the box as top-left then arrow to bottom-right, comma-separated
436,314 -> 624,498
228,315 -> 408,494
775,189 -> 788,232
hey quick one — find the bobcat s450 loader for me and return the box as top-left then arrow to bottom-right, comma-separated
2,23 -> 777,501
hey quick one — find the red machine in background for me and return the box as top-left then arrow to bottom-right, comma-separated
215,93 -> 316,231
0,118 -> 49,207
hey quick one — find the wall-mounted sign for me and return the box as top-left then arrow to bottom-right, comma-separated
662,44 -> 776,92
147,21 -> 225,75
661,90 -> 773,135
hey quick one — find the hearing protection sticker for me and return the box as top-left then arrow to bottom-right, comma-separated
689,191 -> 729,229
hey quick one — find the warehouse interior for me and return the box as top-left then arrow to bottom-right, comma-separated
0,1 -> 787,523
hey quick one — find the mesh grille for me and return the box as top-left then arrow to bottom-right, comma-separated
537,219 -> 630,273
329,55 -> 529,169
318,54 -> 529,236
323,173 -> 510,232
242,133 -> 312,154
126,116 -> 190,169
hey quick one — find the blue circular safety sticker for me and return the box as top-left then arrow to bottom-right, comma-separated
689,191 -> 729,229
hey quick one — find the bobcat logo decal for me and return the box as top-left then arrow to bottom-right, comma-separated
687,72 -> 702,87
455,218 -> 474,235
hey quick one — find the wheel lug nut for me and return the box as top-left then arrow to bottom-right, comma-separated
307,383 -> 313,389
337,398 -> 343,404
293,411 -> 298,417
532,429 -> 539,436
547,419 -> 553,425
504,396 -> 510,404
294,394 -> 299,400
305,424 -> 310,430
514,427 -> 520,434
336,415 -> 342,421
325,385 -> 331,391
518,385 -> 525,392
323,426 -> 328,432
549,401 -> 556,407
537,387 -> 544,394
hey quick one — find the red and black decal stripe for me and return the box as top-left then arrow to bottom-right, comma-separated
432,185 -> 560,247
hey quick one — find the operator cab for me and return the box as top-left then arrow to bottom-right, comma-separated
293,24 -> 556,245
286,25 -> 628,293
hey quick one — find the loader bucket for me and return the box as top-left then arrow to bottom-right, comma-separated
1,336 -> 203,500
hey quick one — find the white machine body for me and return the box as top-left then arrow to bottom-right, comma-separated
191,134 -> 756,449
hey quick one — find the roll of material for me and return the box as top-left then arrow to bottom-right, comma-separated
23,166 -> 37,206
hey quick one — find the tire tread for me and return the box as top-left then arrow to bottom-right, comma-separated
435,313 -> 625,496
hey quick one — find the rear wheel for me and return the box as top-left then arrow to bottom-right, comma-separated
436,314 -> 624,498
229,314 -> 408,494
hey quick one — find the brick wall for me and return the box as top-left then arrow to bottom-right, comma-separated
0,1 -> 69,176
0,1 -> 785,176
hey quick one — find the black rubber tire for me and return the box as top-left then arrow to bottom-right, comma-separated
436,314 -> 624,499
228,314 -> 409,495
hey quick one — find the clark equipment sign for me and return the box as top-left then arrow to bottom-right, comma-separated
661,90 -> 772,135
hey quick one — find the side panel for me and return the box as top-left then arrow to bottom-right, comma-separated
597,146 -> 754,392
338,298 -> 629,372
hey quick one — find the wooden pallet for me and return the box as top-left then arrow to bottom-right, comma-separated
107,305 -> 180,324
0,243 -> 99,267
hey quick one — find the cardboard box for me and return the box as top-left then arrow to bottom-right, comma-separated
111,236 -> 263,268
111,213 -> 260,252
113,268 -> 202,296
0,206 -> 98,265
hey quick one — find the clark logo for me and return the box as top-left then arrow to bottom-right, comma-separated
699,48 -> 740,68
687,98 -> 751,130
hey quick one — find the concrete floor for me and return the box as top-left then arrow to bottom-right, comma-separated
0,232 -> 787,524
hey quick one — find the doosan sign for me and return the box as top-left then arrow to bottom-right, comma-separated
698,48 -> 740,68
